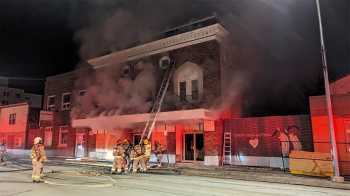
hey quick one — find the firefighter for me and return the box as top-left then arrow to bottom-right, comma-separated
0,142 -> 7,165
132,144 -> 146,173
111,139 -> 125,174
142,138 -> 152,170
154,141 -> 163,167
31,137 -> 47,183
122,139 -> 132,173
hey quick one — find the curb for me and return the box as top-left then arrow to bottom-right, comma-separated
178,168 -> 350,190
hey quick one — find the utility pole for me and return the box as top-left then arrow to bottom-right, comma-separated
315,0 -> 344,182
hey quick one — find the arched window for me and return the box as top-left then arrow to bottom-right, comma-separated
173,62 -> 203,102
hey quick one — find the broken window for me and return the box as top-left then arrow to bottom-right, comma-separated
9,113 -> 16,125
179,81 -> 187,101
61,93 -> 71,111
191,80 -> 199,101
47,95 -> 56,111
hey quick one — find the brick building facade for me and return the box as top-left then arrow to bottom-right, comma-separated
39,18 -> 317,168
0,102 -> 40,150
40,19 -> 241,165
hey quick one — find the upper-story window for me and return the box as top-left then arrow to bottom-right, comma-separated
191,80 -> 199,101
79,90 -> 86,97
9,113 -> 16,125
3,91 -> 9,97
62,93 -> 72,111
47,95 -> 56,111
122,65 -> 131,78
173,62 -> 203,102
179,81 -> 187,101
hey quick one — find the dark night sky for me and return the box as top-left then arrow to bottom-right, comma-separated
0,0 -> 348,115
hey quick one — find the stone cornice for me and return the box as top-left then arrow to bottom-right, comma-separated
89,24 -> 229,69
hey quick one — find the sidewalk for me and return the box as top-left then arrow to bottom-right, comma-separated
176,165 -> 350,190
8,157 -> 350,190
62,158 -> 350,190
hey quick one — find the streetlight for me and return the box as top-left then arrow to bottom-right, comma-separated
315,0 -> 344,182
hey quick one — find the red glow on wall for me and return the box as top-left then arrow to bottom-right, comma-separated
310,93 -> 350,175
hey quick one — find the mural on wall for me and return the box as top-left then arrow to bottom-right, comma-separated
225,115 -> 313,157
271,126 -> 302,157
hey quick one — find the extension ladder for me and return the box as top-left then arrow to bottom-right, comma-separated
140,62 -> 175,142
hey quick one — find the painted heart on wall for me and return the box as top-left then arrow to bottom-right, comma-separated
249,138 -> 259,149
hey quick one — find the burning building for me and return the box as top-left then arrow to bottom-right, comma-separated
39,16 -> 315,169
41,17 -> 241,165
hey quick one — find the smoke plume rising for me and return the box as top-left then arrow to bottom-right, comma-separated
71,61 -> 156,119
71,0 -> 326,117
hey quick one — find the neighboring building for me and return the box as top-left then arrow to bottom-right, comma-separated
41,17 -> 242,165
0,76 -> 8,87
310,75 -> 350,176
0,86 -> 42,108
223,115 -> 312,169
0,103 -> 40,150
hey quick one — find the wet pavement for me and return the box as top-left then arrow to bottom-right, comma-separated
0,161 -> 350,196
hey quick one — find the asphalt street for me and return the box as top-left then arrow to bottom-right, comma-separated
0,163 -> 349,196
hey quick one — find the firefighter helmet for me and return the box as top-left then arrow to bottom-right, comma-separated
143,138 -> 149,145
34,137 -> 42,145
123,139 -> 129,144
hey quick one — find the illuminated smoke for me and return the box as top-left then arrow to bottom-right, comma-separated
71,0 -> 322,117
71,61 -> 155,119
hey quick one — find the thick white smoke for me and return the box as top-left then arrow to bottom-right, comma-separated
71,61 -> 156,119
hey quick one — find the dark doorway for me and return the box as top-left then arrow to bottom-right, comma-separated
195,134 -> 204,161
184,133 -> 204,161
133,135 -> 141,145
184,134 -> 194,160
